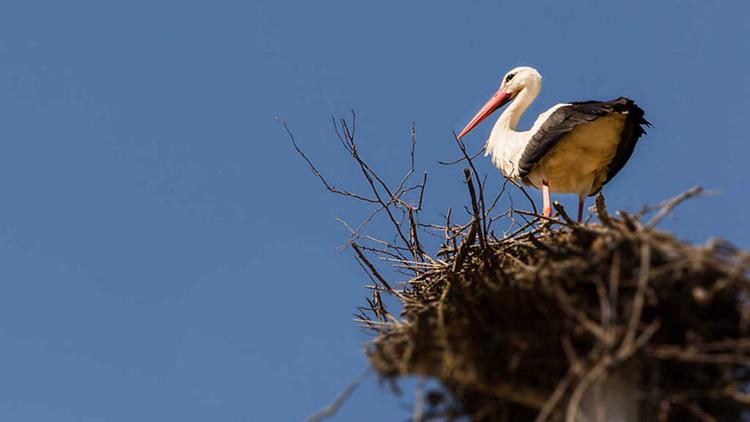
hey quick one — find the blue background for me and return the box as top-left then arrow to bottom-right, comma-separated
0,1 -> 747,420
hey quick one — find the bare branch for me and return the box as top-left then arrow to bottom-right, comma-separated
281,119 -> 379,203
352,243 -> 398,295
646,186 -> 705,227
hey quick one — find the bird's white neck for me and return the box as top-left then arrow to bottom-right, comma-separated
484,79 -> 542,177
493,80 -> 541,133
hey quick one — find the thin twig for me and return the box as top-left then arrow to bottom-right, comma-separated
305,368 -> 372,422
646,186 -> 704,227
352,243 -> 398,295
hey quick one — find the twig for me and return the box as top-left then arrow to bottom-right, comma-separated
565,353 -> 612,422
438,146 -> 485,165
595,194 -> 613,227
553,201 -> 576,225
453,131 -> 488,243
552,285 -> 614,345
412,378 -> 425,422
646,186 -> 704,227
617,241 -> 651,359
508,177 -> 539,215
282,119 -> 378,204
352,243 -> 398,295
305,368 -> 372,422
463,168 -> 487,248
535,371 -> 574,422
452,218 -> 479,272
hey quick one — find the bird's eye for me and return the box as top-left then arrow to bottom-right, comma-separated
505,74 -> 515,83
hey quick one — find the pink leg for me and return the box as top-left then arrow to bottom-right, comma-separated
577,196 -> 584,224
542,181 -> 551,217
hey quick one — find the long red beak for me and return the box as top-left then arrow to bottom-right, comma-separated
457,88 -> 512,139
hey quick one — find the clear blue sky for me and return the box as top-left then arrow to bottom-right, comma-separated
0,1 -> 747,421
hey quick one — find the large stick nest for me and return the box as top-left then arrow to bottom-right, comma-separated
288,114 -> 750,422
365,194 -> 750,421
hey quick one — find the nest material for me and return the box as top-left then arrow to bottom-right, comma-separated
364,198 -> 750,421
287,114 -> 750,421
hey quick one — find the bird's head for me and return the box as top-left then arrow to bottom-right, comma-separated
458,66 -> 542,139
500,66 -> 542,97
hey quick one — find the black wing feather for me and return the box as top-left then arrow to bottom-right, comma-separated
599,99 -> 650,188
517,97 -> 650,195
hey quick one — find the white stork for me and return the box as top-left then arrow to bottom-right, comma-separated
457,66 -> 649,223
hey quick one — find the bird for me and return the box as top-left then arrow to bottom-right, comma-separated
457,66 -> 650,223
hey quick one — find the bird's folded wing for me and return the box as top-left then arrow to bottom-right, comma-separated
517,97 -> 650,191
